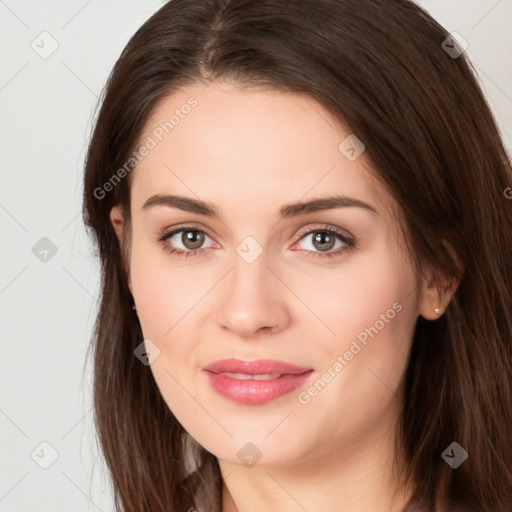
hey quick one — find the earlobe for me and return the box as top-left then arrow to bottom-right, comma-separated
418,241 -> 463,321
418,265 -> 459,321
418,272 -> 443,321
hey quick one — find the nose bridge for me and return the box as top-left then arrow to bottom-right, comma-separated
215,242 -> 290,337
231,245 -> 270,295
229,245 -> 274,311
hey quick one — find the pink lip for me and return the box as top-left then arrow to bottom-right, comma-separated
202,358 -> 314,405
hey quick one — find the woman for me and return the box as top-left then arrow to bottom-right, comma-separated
82,0 -> 512,511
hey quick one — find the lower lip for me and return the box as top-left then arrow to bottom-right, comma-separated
203,370 -> 314,405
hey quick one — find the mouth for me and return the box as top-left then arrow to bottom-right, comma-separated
213,371 -> 286,380
202,358 -> 314,405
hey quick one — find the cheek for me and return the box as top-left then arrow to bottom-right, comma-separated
304,248 -> 419,399
289,254 -> 419,449
292,247 -> 418,352
129,240 -> 208,341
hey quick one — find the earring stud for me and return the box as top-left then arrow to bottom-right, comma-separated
434,307 -> 442,315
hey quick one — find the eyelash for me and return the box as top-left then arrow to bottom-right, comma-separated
157,223 -> 356,260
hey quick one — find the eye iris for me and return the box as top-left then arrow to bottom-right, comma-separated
182,230 -> 205,250
312,231 -> 335,251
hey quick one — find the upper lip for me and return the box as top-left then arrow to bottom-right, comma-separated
202,358 -> 312,375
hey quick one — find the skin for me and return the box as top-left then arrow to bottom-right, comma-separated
110,80 -> 456,512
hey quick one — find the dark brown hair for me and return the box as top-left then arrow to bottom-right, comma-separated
82,1 -> 512,510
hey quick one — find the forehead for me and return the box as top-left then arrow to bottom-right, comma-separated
130,81 -> 392,218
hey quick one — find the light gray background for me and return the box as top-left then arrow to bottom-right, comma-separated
1,1 -> 511,511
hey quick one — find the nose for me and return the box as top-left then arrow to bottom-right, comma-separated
215,250 -> 291,339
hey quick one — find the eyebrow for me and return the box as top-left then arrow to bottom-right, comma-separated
140,193 -> 380,219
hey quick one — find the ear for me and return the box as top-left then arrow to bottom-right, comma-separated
110,204 -> 125,240
110,205 -> 133,294
418,260 -> 461,321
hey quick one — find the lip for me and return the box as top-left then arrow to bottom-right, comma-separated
203,358 -> 311,375
202,358 -> 314,405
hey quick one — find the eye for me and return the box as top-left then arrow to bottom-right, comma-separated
158,225 -> 217,259
292,225 -> 356,260
157,223 -> 356,260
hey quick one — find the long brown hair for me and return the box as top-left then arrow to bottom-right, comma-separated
82,1 -> 512,510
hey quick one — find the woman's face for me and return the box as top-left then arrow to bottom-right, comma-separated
111,80 -> 437,468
